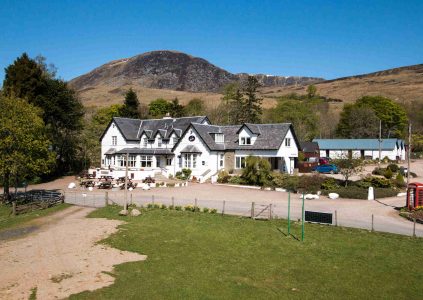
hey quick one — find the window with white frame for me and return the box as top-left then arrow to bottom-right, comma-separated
140,155 -> 152,167
183,153 -> 197,168
239,137 -> 251,145
158,137 -> 162,147
143,138 -> 148,148
166,158 -> 172,166
173,137 -> 179,145
235,156 -> 246,169
128,155 -> 136,167
112,136 -> 117,146
215,134 -> 224,143
219,154 -> 224,167
117,155 -> 125,167
285,138 -> 291,147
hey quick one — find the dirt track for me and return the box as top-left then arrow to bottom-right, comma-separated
0,206 -> 146,300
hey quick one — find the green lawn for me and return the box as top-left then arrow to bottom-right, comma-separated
0,203 -> 70,232
72,206 -> 422,299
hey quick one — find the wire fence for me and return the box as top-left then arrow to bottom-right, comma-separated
64,190 -> 423,238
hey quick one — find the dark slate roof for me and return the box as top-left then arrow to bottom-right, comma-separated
300,141 -> 319,153
116,148 -> 173,155
180,145 -> 202,153
190,123 -> 293,151
313,139 -> 404,150
105,116 -> 208,142
113,117 -> 142,141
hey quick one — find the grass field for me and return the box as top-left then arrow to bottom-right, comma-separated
0,203 -> 70,232
71,206 -> 422,299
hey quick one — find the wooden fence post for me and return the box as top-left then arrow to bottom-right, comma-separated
152,195 -> 155,205
105,191 -> 109,206
251,202 -> 255,219
130,193 -> 133,205
171,197 -> 174,207
222,200 -> 225,215
12,201 -> 16,216
371,214 -> 374,232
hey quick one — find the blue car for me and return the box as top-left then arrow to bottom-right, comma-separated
313,164 -> 339,174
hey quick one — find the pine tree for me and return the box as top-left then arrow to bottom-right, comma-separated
2,53 -> 45,103
121,88 -> 140,118
168,98 -> 184,117
242,76 -> 262,123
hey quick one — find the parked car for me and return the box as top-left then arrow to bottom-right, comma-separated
313,164 -> 339,174
319,157 -> 330,165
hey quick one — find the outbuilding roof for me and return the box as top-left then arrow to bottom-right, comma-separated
313,138 -> 405,150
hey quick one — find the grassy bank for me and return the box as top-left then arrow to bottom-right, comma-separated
0,203 -> 70,232
72,206 -> 422,299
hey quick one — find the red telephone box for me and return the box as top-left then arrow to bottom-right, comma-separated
406,183 -> 423,209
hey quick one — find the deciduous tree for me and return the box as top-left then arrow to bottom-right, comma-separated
336,105 -> 379,138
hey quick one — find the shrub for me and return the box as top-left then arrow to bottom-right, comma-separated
372,167 -> 386,176
282,175 -> 300,192
410,172 -> 418,178
217,170 -> 231,183
269,172 -> 287,187
147,203 -> 154,209
228,176 -> 245,185
168,174 -> 174,179
394,173 -> 406,188
387,163 -> 399,173
358,176 -> 393,188
184,205 -> 194,212
153,203 -> 160,209
160,204 -> 167,209
202,207 -> 209,213
322,187 -> 397,199
193,206 -> 200,212
321,177 -> 340,190
167,183 -> 175,187
175,205 -> 182,211
175,171 -> 182,179
241,156 -> 271,186
298,174 -> 325,194
168,205 -> 175,210
210,208 -> 217,214
384,168 -> 393,179
175,168 -> 192,180
155,183 -> 160,187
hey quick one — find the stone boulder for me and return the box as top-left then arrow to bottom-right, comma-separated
130,209 -> 141,217
119,209 -> 129,216
328,193 -> 339,199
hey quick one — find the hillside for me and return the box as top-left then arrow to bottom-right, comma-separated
261,64 -> 423,104
69,50 -> 322,108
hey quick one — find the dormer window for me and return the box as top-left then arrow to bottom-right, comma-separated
158,137 -> 162,148
143,138 -> 147,148
240,137 -> 251,145
215,134 -> 224,143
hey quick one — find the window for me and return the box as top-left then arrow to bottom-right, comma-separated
183,154 -> 197,168
143,138 -> 147,148
235,156 -> 246,169
173,137 -> 179,145
128,155 -> 136,167
215,134 -> 224,143
240,137 -> 251,145
158,138 -> 162,148
140,155 -> 153,167
285,138 -> 291,147
166,158 -> 172,166
112,136 -> 117,146
219,154 -> 224,167
117,155 -> 125,167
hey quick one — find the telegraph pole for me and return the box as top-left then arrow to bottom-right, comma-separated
407,123 -> 412,186
124,152 -> 129,211
378,119 -> 382,166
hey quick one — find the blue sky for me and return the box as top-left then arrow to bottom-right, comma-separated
1,0 -> 422,81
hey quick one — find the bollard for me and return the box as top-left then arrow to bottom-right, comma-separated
222,200 -> 226,215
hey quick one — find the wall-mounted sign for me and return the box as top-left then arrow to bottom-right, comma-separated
188,135 -> 195,142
